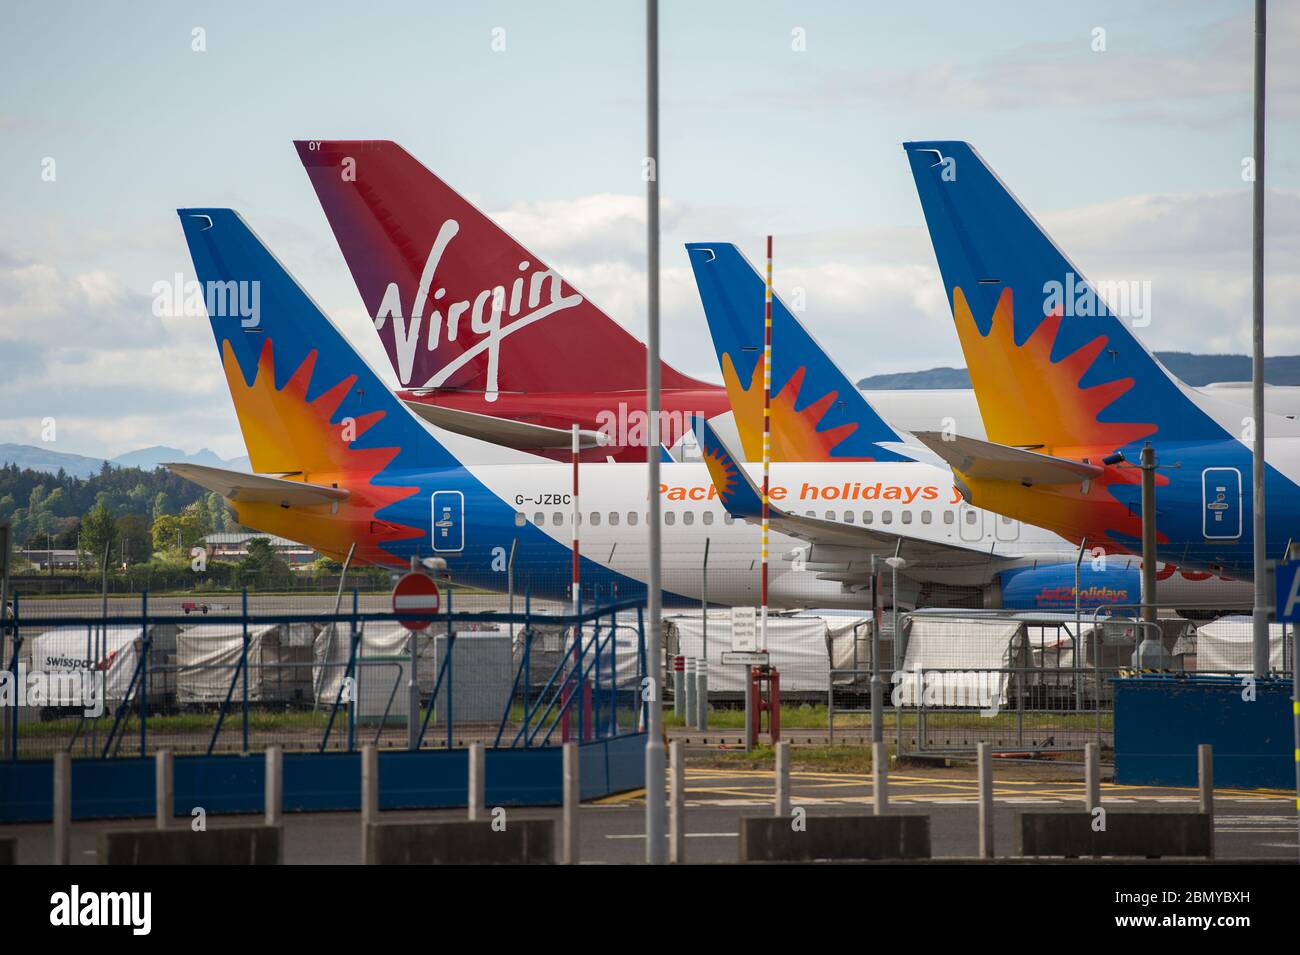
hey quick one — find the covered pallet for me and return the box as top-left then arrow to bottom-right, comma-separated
29,624 -> 179,707
176,622 -> 316,705
893,615 -> 1029,707
1192,615 -> 1292,673
669,613 -> 830,694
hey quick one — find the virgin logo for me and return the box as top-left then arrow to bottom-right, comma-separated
372,219 -> 584,398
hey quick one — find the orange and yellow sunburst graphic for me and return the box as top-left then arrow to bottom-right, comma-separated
221,338 -> 422,561
721,353 -> 864,462
701,443 -> 737,503
951,286 -> 1163,549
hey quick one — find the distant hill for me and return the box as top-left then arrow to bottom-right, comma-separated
858,353 -> 1300,390
0,444 -> 249,479
0,444 -> 109,479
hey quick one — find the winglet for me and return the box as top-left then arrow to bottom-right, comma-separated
698,419 -> 764,520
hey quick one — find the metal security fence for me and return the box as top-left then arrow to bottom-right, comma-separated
828,608 -> 1296,754
1,590 -> 647,761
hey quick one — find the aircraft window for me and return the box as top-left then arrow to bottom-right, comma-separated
534,512 -> 545,526
943,512 -> 954,525
825,511 -> 836,521
515,512 -> 526,527
683,512 -> 694,525
901,511 -> 913,525
665,512 -> 676,526
882,511 -> 893,525
552,512 -> 563,526
844,511 -> 855,524
628,512 -> 638,526
590,512 -> 601,526
965,511 -> 977,525
921,511 -> 933,525
703,512 -> 714,526
806,510 -> 816,518
723,513 -> 734,525
609,512 -> 620,526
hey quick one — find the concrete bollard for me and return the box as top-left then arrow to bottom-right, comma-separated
669,739 -> 685,863
977,742 -> 993,859
155,749 -> 173,830
683,658 -> 696,729
1084,742 -> 1100,812
872,741 -> 889,815
53,752 -> 71,865
468,742 -> 486,821
673,656 -> 685,720
695,661 -> 708,731
1198,743 -> 1214,859
774,740 -> 791,817
562,741 -> 579,864
265,745 -> 282,827
361,744 -> 378,864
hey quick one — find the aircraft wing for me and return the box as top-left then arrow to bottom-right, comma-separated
165,463 -> 351,508
401,399 -> 608,451
912,431 -> 1103,485
697,421 -> 998,571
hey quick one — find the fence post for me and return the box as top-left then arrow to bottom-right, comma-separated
977,741 -> 993,859
155,748 -> 173,830
361,743 -> 378,864
669,739 -> 685,863
241,588 -> 250,756
1084,741 -> 1101,812
774,740 -> 791,817
468,741 -> 486,821
1198,743 -> 1214,858
53,752 -> 71,864
265,745 -> 282,827
562,741 -> 579,864
872,741 -> 889,815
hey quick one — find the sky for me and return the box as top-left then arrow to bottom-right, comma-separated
0,0 -> 1297,460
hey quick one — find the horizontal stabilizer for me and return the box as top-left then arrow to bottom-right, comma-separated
402,400 -> 608,450
913,432 -> 1103,485
165,463 -> 351,508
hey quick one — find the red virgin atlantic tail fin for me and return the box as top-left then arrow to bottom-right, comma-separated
295,139 -> 707,399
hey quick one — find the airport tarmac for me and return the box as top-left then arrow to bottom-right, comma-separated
2,767 -> 1293,864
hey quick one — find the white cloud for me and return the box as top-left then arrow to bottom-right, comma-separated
3,180 -> 1298,460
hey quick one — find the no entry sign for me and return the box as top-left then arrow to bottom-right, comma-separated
393,572 -> 441,630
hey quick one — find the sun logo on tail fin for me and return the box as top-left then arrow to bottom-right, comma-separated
221,338 -> 422,561
954,286 -> 1155,454
721,353 -> 865,462
701,443 -> 737,503
949,286 -> 1165,550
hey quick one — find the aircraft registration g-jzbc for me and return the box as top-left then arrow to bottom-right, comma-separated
168,207 -> 1145,611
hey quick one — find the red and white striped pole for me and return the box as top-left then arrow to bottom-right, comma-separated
572,423 -> 581,613
760,235 -> 773,651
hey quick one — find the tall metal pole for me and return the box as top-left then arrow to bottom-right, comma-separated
870,555 -> 882,743
761,236 -> 773,650
699,537 -> 709,730
643,0 -> 666,866
1137,443 -> 1162,666
1250,0 -> 1269,680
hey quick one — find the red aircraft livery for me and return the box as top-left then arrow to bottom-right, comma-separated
295,140 -> 727,462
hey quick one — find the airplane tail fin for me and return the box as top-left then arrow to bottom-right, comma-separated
177,207 -> 463,476
904,140 -> 1235,453
294,139 -> 708,396
685,242 -> 913,463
